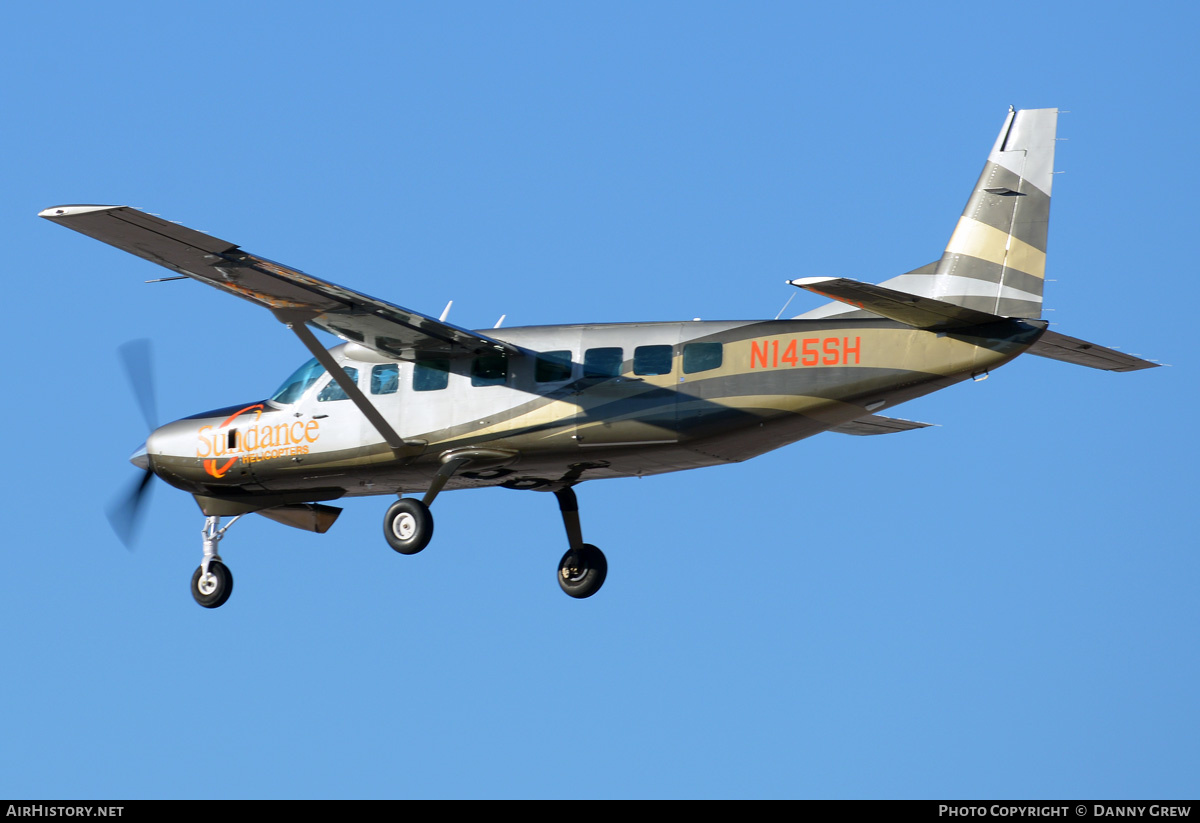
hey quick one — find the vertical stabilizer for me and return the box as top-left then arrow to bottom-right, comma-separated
799,107 -> 1058,320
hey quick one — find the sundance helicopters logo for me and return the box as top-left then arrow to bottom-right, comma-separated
196,404 -> 321,478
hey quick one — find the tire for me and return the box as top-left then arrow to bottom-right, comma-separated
191,560 -> 234,609
384,498 -> 434,555
557,544 -> 607,599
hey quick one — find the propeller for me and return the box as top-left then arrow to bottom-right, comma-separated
117,338 -> 158,432
107,469 -> 155,549
106,339 -> 158,549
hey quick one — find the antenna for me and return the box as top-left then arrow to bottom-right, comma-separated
494,314 -> 506,329
439,300 -> 453,323
774,291 -> 796,320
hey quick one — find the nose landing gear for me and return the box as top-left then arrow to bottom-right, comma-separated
191,560 -> 233,608
190,515 -> 240,609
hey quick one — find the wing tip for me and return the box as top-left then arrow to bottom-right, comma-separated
39,204 -> 125,219
788,277 -> 838,288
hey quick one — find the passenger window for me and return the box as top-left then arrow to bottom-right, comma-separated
535,350 -> 572,383
371,364 -> 399,395
584,347 -> 623,378
633,345 -> 672,376
471,353 -> 508,387
413,358 -> 450,392
683,342 -> 723,374
318,366 -> 360,401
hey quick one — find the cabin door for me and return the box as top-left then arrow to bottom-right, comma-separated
572,330 -> 681,448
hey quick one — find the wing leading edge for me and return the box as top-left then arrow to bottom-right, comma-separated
39,205 -> 517,361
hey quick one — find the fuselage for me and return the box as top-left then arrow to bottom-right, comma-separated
143,316 -> 1045,510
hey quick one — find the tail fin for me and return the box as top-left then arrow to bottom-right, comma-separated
799,107 -> 1058,320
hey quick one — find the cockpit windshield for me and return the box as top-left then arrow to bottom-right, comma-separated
270,357 -> 327,405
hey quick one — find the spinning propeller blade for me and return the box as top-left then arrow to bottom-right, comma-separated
109,339 -> 159,549
117,338 -> 157,431
106,467 -> 154,550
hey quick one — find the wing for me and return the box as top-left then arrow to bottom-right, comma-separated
39,205 -> 517,360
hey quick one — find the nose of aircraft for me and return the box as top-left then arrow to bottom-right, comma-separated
129,441 -> 150,470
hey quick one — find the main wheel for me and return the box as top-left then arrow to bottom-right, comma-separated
384,498 -> 434,555
557,543 -> 607,599
191,560 -> 234,609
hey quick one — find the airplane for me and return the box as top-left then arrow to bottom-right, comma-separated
41,106 -> 1158,609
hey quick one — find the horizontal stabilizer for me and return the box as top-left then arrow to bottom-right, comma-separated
788,277 -> 1005,330
1027,330 -> 1160,372
830,414 -> 933,436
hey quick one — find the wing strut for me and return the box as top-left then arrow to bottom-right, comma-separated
273,309 -> 411,452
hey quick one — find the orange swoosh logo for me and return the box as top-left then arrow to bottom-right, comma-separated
220,404 -> 264,428
204,457 -> 239,478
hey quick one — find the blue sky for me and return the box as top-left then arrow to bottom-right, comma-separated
3,1 -> 1196,799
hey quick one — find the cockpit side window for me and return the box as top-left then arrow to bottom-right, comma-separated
318,367 -> 360,401
270,357 -> 327,405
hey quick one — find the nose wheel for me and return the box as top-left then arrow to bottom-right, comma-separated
191,560 -> 234,608
190,514 -> 241,609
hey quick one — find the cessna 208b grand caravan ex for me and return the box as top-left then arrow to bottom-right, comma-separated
43,107 -> 1157,608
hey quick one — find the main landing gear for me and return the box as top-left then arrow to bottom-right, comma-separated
381,452 -> 467,556
554,487 -> 606,599
191,515 -> 240,608
383,498 -> 433,555
383,482 -> 608,599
